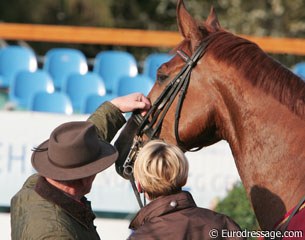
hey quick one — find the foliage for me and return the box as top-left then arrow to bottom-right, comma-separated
2,0 -> 304,37
0,0 -> 113,27
0,0 -> 305,67
215,182 -> 259,232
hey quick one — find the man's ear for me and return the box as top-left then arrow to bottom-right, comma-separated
137,181 -> 143,193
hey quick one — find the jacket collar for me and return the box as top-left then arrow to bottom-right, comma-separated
130,191 -> 196,230
35,175 -> 96,229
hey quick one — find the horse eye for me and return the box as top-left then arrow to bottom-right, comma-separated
157,73 -> 169,83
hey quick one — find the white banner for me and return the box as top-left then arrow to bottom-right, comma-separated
0,110 -> 240,213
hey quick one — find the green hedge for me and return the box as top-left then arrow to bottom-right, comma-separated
215,182 -> 259,233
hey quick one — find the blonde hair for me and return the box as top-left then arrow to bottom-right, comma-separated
134,140 -> 189,199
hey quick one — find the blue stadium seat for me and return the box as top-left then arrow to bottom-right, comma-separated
81,93 -> 117,114
293,62 -> 305,80
143,53 -> 173,80
117,74 -> 154,97
93,50 -> 138,93
43,48 -> 88,90
62,72 -> 106,112
9,70 -> 54,109
0,45 -> 38,88
30,91 -> 73,115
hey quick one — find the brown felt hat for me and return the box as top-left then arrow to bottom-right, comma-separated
31,121 -> 118,181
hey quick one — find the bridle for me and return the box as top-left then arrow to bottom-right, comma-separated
118,34 -> 304,236
123,38 -> 211,208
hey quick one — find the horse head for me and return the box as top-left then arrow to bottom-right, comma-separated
115,0 -> 223,177
115,0 -> 305,230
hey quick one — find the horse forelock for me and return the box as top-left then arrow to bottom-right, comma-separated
205,31 -> 305,118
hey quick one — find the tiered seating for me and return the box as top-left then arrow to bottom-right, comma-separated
143,53 -> 173,80
117,74 -> 154,97
62,72 -> 106,113
29,91 -> 73,115
81,93 -> 117,114
93,50 -> 138,94
9,70 -> 54,109
0,45 -> 37,88
43,48 -> 88,90
0,46 -> 174,114
293,62 -> 305,80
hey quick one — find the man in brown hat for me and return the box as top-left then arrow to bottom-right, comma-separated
10,93 -> 150,240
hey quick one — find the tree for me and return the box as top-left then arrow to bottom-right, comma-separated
215,181 -> 259,236
0,0 -> 305,66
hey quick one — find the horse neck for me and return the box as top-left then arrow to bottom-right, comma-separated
210,60 -> 305,230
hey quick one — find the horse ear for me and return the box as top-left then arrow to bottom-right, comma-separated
204,6 -> 221,32
176,0 -> 202,48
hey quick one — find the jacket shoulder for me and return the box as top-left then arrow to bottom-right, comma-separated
11,177 -> 77,239
194,207 -> 242,230
11,199 -> 77,239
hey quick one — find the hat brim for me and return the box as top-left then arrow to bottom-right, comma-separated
31,139 -> 118,181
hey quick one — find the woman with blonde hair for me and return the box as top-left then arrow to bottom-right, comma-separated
128,140 -> 244,240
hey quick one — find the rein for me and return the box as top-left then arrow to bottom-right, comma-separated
275,195 -> 305,235
124,39 -> 210,208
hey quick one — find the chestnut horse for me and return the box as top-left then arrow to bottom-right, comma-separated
114,0 -> 305,231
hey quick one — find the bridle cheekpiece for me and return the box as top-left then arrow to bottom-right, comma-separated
124,38 -> 210,208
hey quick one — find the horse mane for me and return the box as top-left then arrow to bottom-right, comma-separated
205,31 -> 305,117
